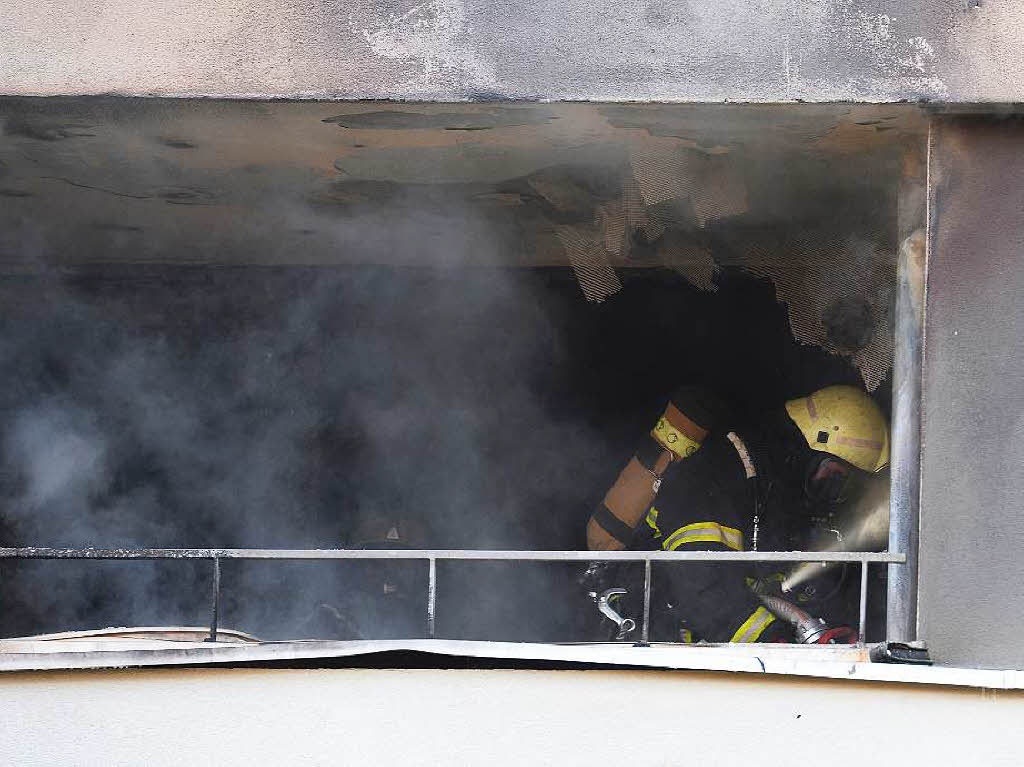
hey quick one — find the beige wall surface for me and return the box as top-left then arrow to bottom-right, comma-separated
1,1 -> 1022,102
1,667 -> 1022,765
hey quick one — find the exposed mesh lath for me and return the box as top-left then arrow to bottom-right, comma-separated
657,236 -> 718,293
628,139 -> 687,206
727,229 -> 895,391
628,139 -> 748,227
556,225 -> 623,303
596,200 -> 628,256
687,158 -> 747,228
548,131 -> 895,388
621,174 -> 667,243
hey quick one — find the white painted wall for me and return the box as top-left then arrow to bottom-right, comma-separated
2,667 -> 1022,765
1,1 -> 1022,102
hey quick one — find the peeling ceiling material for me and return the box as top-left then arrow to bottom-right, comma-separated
722,230 -> 896,391
627,140 -> 748,228
0,99 -> 922,385
657,235 -> 716,294
555,225 -> 622,303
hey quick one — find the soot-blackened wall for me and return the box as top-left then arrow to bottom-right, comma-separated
919,116 -> 1024,669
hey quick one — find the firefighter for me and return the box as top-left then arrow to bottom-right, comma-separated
584,384 -> 889,643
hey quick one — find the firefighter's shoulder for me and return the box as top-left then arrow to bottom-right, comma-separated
649,385 -> 732,461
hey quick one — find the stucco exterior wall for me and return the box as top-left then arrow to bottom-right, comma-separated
1,667 -> 1022,765
1,1 -> 1022,102
918,116 -> 1024,669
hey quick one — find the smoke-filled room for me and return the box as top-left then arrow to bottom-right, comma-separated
0,100 -> 925,647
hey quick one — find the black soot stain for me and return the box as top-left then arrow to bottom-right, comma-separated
92,222 -> 144,232
3,119 -> 95,141
156,187 -> 217,205
321,107 -> 556,131
159,138 -> 198,149
823,297 -> 875,352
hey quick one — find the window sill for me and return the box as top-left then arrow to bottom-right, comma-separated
1,636 -> 1020,688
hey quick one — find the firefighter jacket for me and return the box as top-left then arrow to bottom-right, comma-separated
588,387 -> 786,643
633,433 -> 784,642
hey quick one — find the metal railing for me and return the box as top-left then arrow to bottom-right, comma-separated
0,548 -> 904,647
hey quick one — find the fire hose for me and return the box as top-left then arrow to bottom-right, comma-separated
756,594 -> 857,644
582,562 -> 855,644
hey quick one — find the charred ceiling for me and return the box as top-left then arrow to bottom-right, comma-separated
0,99 -> 924,389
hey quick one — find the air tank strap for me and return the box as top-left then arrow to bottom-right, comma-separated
592,503 -> 638,546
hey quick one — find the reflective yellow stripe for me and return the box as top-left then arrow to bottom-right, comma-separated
662,522 -> 744,552
651,418 -> 702,460
645,507 -> 662,537
730,606 -> 776,643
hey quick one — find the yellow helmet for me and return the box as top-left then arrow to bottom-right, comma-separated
784,385 -> 889,473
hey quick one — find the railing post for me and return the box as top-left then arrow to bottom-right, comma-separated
427,557 -> 437,639
206,556 -> 221,643
640,559 -> 652,645
858,558 -> 869,647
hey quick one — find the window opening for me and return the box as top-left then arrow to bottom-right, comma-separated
0,100 -> 925,663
